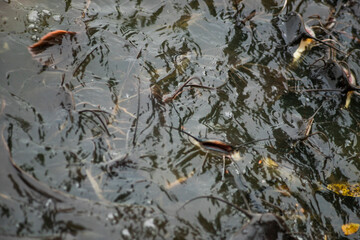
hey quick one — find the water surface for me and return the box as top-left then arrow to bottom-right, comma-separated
1,0 -> 360,239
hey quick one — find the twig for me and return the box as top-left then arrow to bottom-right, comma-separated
82,0 -> 91,18
163,76 -> 202,103
239,10 -> 256,26
177,195 -> 253,219
132,77 -> 141,146
279,0 -> 288,14
73,44 -> 99,82
79,109 -> 111,136
85,168 -> 106,202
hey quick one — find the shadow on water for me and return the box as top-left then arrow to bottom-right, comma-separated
1,0 -> 360,239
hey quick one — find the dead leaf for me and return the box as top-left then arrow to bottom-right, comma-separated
293,38 -> 314,62
327,183 -> 360,197
276,184 -> 291,197
261,157 -> 279,168
342,223 -> 360,236
345,91 -> 353,109
28,30 -> 78,67
166,171 -> 195,189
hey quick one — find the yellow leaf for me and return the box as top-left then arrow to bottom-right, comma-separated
261,157 -> 279,168
345,91 -> 353,109
293,38 -> 314,62
276,184 -> 291,197
327,183 -> 360,197
342,223 -> 360,236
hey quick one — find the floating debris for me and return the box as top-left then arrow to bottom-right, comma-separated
28,10 -> 39,23
53,14 -> 61,22
342,223 -> 360,236
343,67 -> 356,108
122,228 -> 131,238
293,38 -> 314,62
144,218 -> 156,229
327,183 -> 360,197
166,171 -> 195,189
42,9 -> 51,16
28,30 -> 77,66
260,157 -> 279,168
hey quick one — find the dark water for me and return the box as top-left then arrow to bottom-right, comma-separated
1,0 -> 360,239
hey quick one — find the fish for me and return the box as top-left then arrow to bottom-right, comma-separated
178,128 -> 241,161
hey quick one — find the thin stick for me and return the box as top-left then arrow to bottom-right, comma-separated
279,0 -> 288,14
185,84 -> 216,90
79,109 -> 111,136
304,104 -> 323,136
222,155 -> 226,180
301,88 -> 344,93
132,77 -> 141,146
239,10 -> 256,25
73,45 -> 99,85
308,35 -> 347,55
61,73 -> 65,87
0,99 -> 5,116
85,168 -> 106,202
163,76 -> 202,103
82,0 -> 91,18
234,137 -> 274,148
177,195 -> 253,219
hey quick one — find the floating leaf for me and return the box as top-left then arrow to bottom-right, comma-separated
327,183 -> 360,197
343,67 -> 356,109
276,184 -> 291,197
345,91 -> 353,109
28,30 -> 77,66
293,38 -> 314,62
166,171 -> 195,189
260,157 -> 279,168
230,151 -> 242,161
342,223 -> 360,236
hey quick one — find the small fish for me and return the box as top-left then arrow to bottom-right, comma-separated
180,129 -> 241,161
170,127 -> 241,180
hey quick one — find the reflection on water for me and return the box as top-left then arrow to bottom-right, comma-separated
1,0 -> 360,239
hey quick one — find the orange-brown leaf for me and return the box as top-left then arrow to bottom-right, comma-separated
28,30 -> 76,54
342,223 -> 360,236
28,30 -> 78,66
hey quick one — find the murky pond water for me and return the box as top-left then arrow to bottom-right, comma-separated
1,0 -> 360,239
